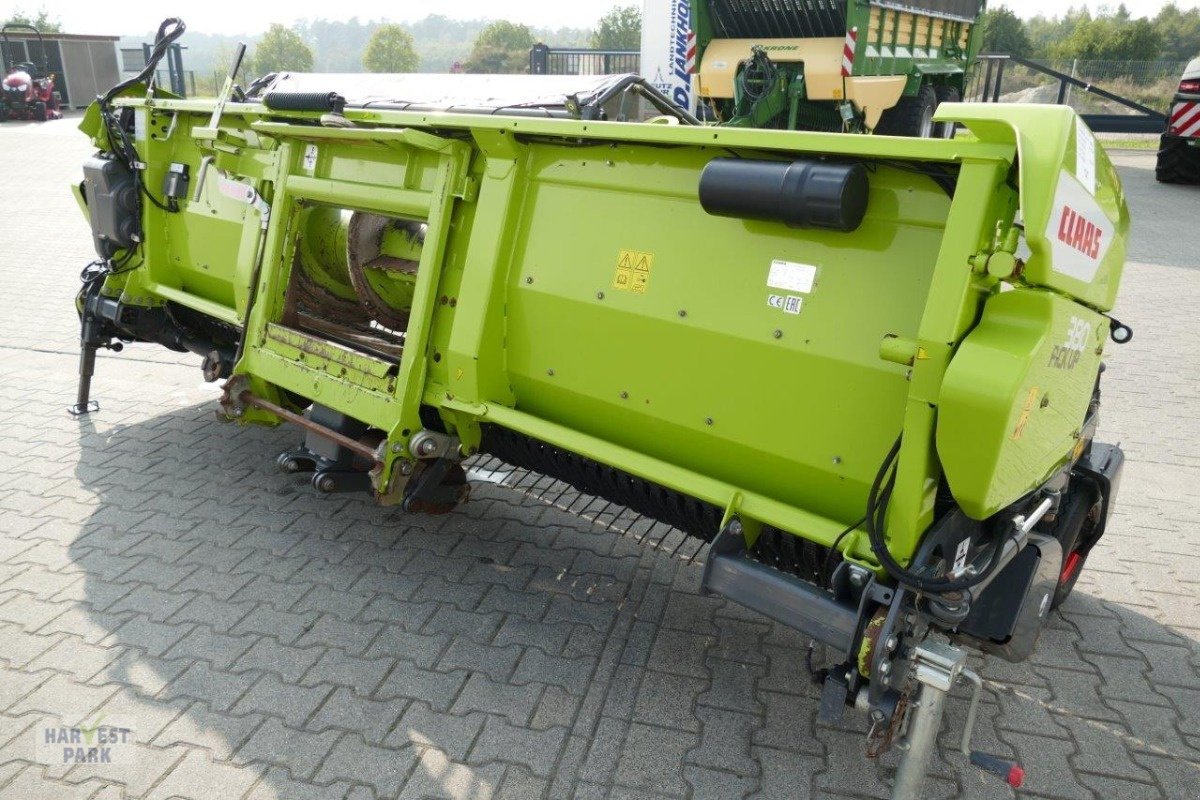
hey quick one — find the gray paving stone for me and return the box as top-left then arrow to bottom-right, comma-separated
8,674 -> 115,721
468,715 -> 567,777
436,639 -> 523,683
315,734 -> 419,798
450,674 -> 543,726
144,747 -> 266,800
163,626 -> 258,670
233,673 -> 332,728
395,747 -> 505,800
308,686 -> 409,745
161,660 -> 258,713
364,625 -> 449,667
376,661 -> 466,711
233,637 -> 324,683
613,722 -> 699,797
301,649 -> 394,694
687,705 -> 760,779
633,670 -> 704,733
154,701 -> 263,760
234,717 -> 342,780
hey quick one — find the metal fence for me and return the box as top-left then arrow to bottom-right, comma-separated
529,44 -> 640,76
966,57 -> 1185,114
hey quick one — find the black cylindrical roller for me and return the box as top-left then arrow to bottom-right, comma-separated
699,158 -> 869,232
263,91 -> 346,114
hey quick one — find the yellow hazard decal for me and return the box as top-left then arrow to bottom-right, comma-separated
613,249 -> 653,294
1011,385 -> 1040,441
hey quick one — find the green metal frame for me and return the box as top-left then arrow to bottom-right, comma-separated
79,95 -> 1126,573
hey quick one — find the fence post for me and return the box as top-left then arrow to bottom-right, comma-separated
529,43 -> 549,75
991,59 -> 1005,103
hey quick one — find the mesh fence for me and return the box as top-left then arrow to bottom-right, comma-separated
966,58 -> 1187,115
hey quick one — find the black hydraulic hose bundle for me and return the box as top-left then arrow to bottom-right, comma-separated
97,18 -> 187,217
866,436 -> 1013,594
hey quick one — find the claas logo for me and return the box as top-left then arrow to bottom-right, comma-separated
1056,204 -> 1103,260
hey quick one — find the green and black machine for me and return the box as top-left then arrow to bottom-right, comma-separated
71,19 -> 1130,798
692,0 -> 985,134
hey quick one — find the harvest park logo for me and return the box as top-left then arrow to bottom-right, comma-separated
36,716 -> 136,765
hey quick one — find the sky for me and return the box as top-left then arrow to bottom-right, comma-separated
13,0 -> 1200,36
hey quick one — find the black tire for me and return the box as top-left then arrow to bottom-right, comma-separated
33,101 -> 47,122
875,83 -> 938,138
1155,134 -> 1200,184
1049,484 -> 1102,610
932,85 -> 960,139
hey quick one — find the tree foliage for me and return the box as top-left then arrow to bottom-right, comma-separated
463,21 -> 535,74
1,8 -> 62,33
253,24 -> 314,76
363,23 -> 419,72
982,6 -> 1030,57
591,6 -> 642,50
1051,14 -> 1162,61
1153,3 -> 1200,61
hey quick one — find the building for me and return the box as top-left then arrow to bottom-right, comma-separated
0,30 -> 120,109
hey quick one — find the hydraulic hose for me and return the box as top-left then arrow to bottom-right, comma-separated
866,436 -> 1015,594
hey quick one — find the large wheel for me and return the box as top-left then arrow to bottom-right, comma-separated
932,85 -> 960,139
875,84 -> 938,138
1155,134 -> 1200,184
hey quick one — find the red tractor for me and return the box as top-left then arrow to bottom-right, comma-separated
1,24 -> 62,121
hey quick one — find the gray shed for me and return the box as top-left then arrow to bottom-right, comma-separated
0,31 -> 120,109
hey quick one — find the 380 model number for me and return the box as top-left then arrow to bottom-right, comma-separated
1047,315 -> 1092,370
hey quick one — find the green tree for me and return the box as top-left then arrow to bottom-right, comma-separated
2,8 -> 62,33
254,24 -> 313,76
981,6 -> 1030,57
364,24 -> 419,72
463,20 -> 536,73
1052,15 -> 1162,62
1154,4 -> 1200,61
591,6 -> 642,50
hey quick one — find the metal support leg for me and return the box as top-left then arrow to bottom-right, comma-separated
891,641 -> 966,800
68,341 -> 100,416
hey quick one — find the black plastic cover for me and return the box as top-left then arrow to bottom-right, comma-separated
698,158 -> 869,232
81,156 -> 139,258
958,533 -> 1061,662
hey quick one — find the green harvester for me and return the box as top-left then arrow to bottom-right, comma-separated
70,18 -> 1130,798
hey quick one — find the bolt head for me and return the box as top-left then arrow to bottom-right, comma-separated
886,636 -> 898,652
391,443 -> 403,453
773,329 -> 783,339
399,461 -> 414,475
879,661 -> 891,675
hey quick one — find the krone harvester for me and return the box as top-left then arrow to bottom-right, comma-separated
72,20 -> 1130,798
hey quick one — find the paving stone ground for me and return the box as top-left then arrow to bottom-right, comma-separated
0,118 -> 1197,800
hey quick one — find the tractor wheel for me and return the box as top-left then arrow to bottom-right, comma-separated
932,86 -> 960,139
1155,134 -> 1200,184
33,101 -> 47,122
875,84 -> 938,138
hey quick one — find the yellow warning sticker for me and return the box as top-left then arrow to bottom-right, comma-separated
1011,385 -> 1040,441
613,249 -> 653,294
